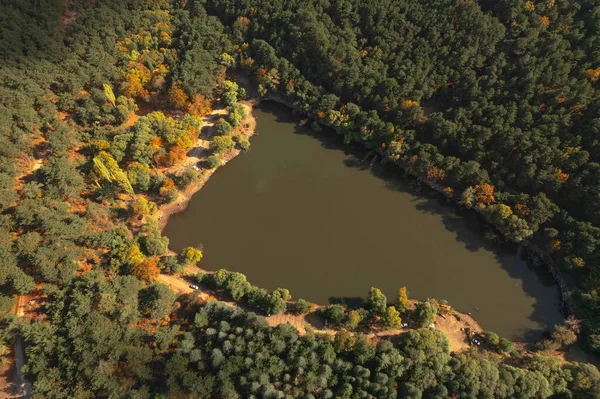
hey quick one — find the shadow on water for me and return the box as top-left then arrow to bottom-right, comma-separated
256,101 -> 563,341
328,297 -> 366,309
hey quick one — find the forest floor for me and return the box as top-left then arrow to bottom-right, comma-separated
156,101 -> 257,231
158,266 -> 484,353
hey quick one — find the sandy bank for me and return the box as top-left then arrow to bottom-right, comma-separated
156,100 -> 258,231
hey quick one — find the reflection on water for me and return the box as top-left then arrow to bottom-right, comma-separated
164,102 -> 563,341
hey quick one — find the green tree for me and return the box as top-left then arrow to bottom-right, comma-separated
144,283 -> 176,319
293,298 -> 312,314
413,301 -> 437,327
367,287 -> 387,316
211,136 -> 235,154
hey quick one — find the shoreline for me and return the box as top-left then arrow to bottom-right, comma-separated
262,93 -> 573,319
156,100 -> 258,232
159,265 -> 485,353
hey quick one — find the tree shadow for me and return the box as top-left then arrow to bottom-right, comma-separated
304,310 -> 328,330
328,296 -> 365,310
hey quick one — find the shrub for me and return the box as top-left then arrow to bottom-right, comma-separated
211,136 -> 235,153
238,138 -> 250,150
413,301 -> 438,327
214,118 -> 233,136
320,305 -> 345,326
294,298 -> 313,314
206,155 -> 221,168
160,256 -> 183,274
181,247 -> 203,265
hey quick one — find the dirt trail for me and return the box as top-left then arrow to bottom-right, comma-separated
0,296 -> 33,399
158,266 -> 481,352
61,0 -> 79,27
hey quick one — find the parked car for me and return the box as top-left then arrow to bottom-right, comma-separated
189,284 -> 199,290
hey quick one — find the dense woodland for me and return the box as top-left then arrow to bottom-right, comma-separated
1,0 -> 600,397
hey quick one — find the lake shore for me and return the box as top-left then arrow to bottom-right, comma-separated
158,264 -> 485,353
156,100 -> 258,231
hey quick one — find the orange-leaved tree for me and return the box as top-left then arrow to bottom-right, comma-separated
131,257 -> 160,281
474,183 -> 495,205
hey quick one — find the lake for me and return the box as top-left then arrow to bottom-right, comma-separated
164,102 -> 563,341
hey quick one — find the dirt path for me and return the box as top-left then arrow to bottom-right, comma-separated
61,0 -> 79,27
158,266 -> 482,352
156,102 -> 257,231
0,296 -> 33,399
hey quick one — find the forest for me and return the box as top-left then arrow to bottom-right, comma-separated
1,0 -> 600,397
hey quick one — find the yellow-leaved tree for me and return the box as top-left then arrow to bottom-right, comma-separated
103,83 -> 116,106
93,151 -> 135,196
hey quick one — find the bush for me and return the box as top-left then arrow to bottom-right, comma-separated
160,256 -> 183,274
173,168 -> 197,188
484,331 -> 500,346
320,305 -> 345,326
294,298 -> 312,314
498,338 -> 514,353
211,136 -> 235,153
206,155 -> 221,168
238,138 -> 250,150
225,107 -> 243,127
140,230 -> 169,256
413,301 -> 438,327
181,247 -> 203,265
214,118 -> 233,136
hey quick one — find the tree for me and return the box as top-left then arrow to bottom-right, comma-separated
103,83 -> 116,106
413,302 -> 437,327
130,257 -> 160,282
484,331 -> 500,346
474,184 -> 495,205
498,338 -> 514,354
11,270 -> 35,294
159,178 -> 178,202
321,305 -> 345,325
188,93 -> 212,117
383,306 -> 402,329
206,155 -> 221,168
131,196 -> 157,219
140,230 -> 169,256
168,81 -> 189,110
42,156 -> 85,200
214,118 -> 233,136
395,287 -> 411,313
93,151 -> 134,196
367,287 -> 387,316
211,135 -> 235,153
145,283 -> 176,319
0,295 -> 15,320
220,80 -> 239,106
345,309 -> 362,330
181,247 -> 203,265
294,298 -> 312,314
551,325 -> 578,347
160,256 -> 183,274
265,292 -> 286,315
127,162 -> 151,191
